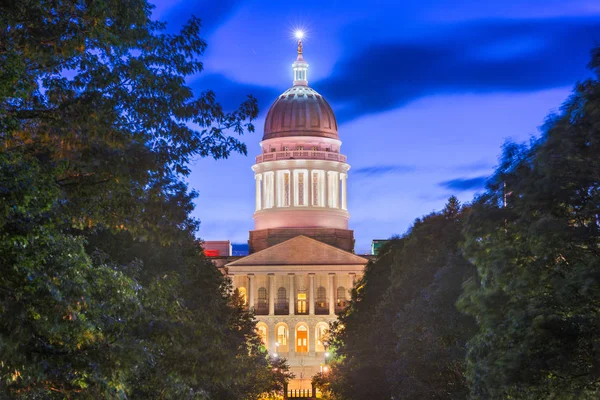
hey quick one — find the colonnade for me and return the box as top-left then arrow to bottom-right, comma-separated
245,272 -> 357,316
255,169 -> 347,211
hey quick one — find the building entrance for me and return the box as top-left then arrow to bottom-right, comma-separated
297,293 -> 307,314
296,326 -> 308,353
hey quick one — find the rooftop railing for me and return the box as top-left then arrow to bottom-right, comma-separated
256,150 -> 346,164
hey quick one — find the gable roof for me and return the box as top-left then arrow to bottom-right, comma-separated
226,235 -> 368,267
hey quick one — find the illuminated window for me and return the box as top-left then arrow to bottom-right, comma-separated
257,324 -> 267,346
312,172 -> 319,206
296,325 -> 308,353
283,146 -> 289,151
337,286 -> 347,307
238,287 -> 247,305
283,172 -> 290,207
298,173 -> 304,206
312,146 -> 318,151
316,324 -> 329,352
277,325 -> 288,345
296,145 -> 304,150
297,293 -> 307,314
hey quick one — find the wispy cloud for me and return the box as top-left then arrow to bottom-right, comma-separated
354,165 -> 416,176
317,17 -> 600,122
439,176 -> 487,191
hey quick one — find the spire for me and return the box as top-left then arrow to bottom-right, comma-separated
292,31 -> 308,86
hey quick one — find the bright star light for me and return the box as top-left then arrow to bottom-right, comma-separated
295,30 -> 304,40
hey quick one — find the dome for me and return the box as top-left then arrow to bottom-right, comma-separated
263,85 -> 339,141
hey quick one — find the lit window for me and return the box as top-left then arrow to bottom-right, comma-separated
298,173 -> 304,206
238,287 -> 247,305
277,325 -> 288,345
316,286 -> 326,307
337,286 -> 347,307
297,145 -> 304,150
283,146 -> 289,151
283,172 -> 290,207
257,325 -> 267,345
312,172 -> 319,206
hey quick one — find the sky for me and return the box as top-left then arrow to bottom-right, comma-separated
151,0 -> 600,254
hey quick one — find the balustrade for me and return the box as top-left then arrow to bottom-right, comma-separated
256,150 -> 346,163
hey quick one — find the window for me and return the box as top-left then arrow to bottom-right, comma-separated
312,146 -> 318,151
312,172 -> 319,206
270,148 -> 276,152
283,172 -> 290,207
337,287 -> 347,307
238,287 -> 247,305
257,324 -> 267,346
298,173 -> 304,206
296,145 -> 304,150
297,292 -> 307,314
316,286 -> 326,307
283,146 -> 289,151
316,324 -> 329,352
296,325 -> 308,353
277,287 -> 287,308
277,325 -> 288,345
258,287 -> 267,307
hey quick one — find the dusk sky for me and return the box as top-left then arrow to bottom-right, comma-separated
152,0 -> 600,254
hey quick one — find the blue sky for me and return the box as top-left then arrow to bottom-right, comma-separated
151,0 -> 600,254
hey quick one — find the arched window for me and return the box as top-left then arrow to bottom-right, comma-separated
337,286 -> 347,307
316,324 -> 329,352
258,287 -> 267,307
296,325 -> 308,353
257,324 -> 267,346
316,286 -> 326,307
277,287 -> 287,308
238,287 -> 247,305
277,325 -> 288,346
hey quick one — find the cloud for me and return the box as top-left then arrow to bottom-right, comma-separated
162,0 -> 246,35
439,176 -> 488,191
353,164 -> 416,176
316,17 -> 600,123
190,73 -> 280,114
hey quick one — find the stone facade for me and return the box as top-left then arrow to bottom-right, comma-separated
249,227 -> 355,254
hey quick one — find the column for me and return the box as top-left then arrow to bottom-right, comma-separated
288,273 -> 295,315
262,174 -> 268,209
341,173 -> 347,210
328,273 -> 335,315
308,321 -> 315,356
324,171 -> 329,208
274,170 -> 279,207
248,274 -> 255,310
309,273 -> 315,315
307,170 -> 313,207
268,322 -> 276,355
290,170 -> 295,207
289,323 -> 295,357
255,174 -> 262,211
349,272 -> 356,287
268,273 -> 275,316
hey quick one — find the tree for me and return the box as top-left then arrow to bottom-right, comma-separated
326,198 -> 476,400
0,0 -> 279,398
458,48 -> 600,399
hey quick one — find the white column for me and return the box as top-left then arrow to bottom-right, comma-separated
268,273 -> 275,316
289,170 -> 295,207
328,273 -> 335,315
341,173 -> 347,210
309,273 -> 315,316
248,274 -> 255,310
324,170 -> 329,208
288,273 -> 295,315
308,170 -> 313,207
255,174 -> 262,211
289,324 -> 295,357
274,170 -> 279,208
349,272 -> 356,287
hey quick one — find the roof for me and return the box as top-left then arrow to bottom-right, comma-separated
263,86 -> 339,141
226,235 -> 368,267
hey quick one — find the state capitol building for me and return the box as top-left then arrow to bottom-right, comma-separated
209,36 -> 369,393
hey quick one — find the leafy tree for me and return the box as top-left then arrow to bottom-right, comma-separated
0,0 -> 281,398
326,198 -> 476,400
458,48 -> 600,399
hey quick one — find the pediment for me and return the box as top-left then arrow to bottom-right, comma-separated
225,235 -> 368,267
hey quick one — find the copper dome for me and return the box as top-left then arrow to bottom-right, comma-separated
263,85 -> 339,141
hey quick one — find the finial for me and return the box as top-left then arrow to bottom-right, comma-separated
295,30 -> 304,58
